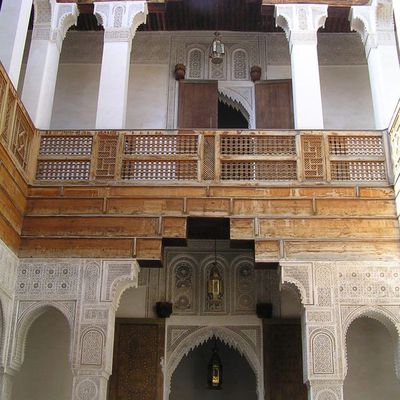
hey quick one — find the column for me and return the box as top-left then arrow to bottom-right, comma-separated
275,5 -> 328,129
0,369 -> 17,400
94,1 -> 148,129
393,0 -> 400,56
351,0 -> 400,129
21,0 -> 78,129
0,0 -> 32,87
280,261 -> 345,400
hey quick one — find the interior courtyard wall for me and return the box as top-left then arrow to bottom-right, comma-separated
12,308 -> 73,400
344,317 -> 400,400
18,31 -> 375,130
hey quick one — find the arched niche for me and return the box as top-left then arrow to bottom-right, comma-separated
165,326 -> 264,400
170,337 -> 257,400
344,314 -> 400,400
12,307 -> 73,400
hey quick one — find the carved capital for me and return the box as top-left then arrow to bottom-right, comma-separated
31,0 -> 78,52
350,0 -> 395,55
275,4 -> 328,47
94,1 -> 148,42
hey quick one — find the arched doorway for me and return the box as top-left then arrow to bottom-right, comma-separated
12,308 -> 73,400
170,337 -> 257,400
344,317 -> 400,400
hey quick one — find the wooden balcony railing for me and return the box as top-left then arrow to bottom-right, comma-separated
0,63 -> 38,181
0,62 -> 393,186
33,129 -> 391,185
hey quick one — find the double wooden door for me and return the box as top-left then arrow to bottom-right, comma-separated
178,79 -> 294,129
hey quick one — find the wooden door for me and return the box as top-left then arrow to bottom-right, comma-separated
255,80 -> 294,129
178,80 -> 218,128
109,319 -> 165,400
263,320 -> 308,400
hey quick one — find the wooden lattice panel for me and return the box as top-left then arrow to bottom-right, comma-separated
124,134 -> 198,155
121,160 -> 198,181
221,135 -> 296,155
1,89 -> 15,143
203,136 -> 215,180
301,136 -> 324,180
331,161 -> 387,181
39,135 -> 93,155
36,160 -> 91,181
0,73 -> 7,117
329,136 -> 384,156
11,109 -> 32,170
221,161 -> 297,181
95,134 -> 118,180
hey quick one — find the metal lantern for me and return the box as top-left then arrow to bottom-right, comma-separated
209,32 -> 225,64
207,339 -> 223,390
207,239 -> 224,301
207,266 -> 223,300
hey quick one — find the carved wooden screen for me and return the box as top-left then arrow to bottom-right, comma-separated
255,80 -> 294,129
109,319 -> 165,400
178,81 -> 218,128
263,321 -> 307,400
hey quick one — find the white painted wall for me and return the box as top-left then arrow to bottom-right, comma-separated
344,317 -> 400,400
12,308 -> 73,400
320,65 -> 375,130
51,64 -> 101,130
127,64 -> 169,129
116,286 -> 147,318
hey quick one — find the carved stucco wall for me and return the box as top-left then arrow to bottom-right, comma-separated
2,256 -> 139,400
280,260 -> 400,400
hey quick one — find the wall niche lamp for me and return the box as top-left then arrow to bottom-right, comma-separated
207,337 -> 223,390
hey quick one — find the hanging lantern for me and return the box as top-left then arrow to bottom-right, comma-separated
207,339 -> 223,390
209,32 -> 225,64
207,239 -> 223,301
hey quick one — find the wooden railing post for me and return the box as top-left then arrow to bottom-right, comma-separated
214,132 -> 221,182
26,130 -> 41,182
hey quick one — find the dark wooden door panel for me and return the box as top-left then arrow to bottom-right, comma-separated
178,81 -> 218,128
263,321 -> 307,400
255,80 -> 294,129
109,319 -> 165,400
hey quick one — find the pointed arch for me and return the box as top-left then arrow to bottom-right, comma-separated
12,301 -> 75,369
342,306 -> 400,380
165,326 -> 264,400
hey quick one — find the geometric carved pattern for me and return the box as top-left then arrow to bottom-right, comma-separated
234,259 -> 255,313
233,49 -> 248,80
329,136 -> 384,156
121,160 -> 198,181
188,49 -> 203,79
221,160 -> 297,181
39,135 -> 93,155
36,160 -> 91,181
95,133 -> 118,180
81,329 -> 104,366
302,136 -> 324,180
330,161 -> 386,181
11,109 -> 32,171
124,134 -> 198,156
172,259 -> 195,313
312,332 -> 334,374
202,136 -> 215,180
221,135 -> 296,156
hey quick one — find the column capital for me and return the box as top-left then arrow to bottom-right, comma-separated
274,4 -> 328,48
350,0 -> 396,56
32,0 -> 78,52
94,1 -> 148,43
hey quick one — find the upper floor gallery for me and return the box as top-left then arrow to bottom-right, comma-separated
0,0 -> 399,132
